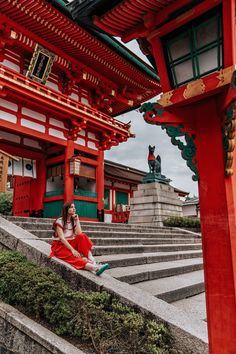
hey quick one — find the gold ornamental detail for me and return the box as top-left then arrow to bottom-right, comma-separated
183,79 -> 205,99
217,66 -> 235,87
158,91 -> 173,107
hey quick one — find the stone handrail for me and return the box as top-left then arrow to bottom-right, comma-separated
0,302 -> 84,354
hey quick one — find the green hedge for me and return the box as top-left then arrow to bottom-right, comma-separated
163,216 -> 200,228
0,251 -> 181,354
0,192 -> 12,215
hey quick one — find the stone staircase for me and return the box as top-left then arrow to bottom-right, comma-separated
5,216 -> 206,321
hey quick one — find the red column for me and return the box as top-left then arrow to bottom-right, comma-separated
64,139 -> 74,203
195,98 -> 236,354
96,149 -> 104,220
149,36 -> 171,92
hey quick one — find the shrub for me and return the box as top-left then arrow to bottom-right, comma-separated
0,251 -> 182,354
163,216 -> 200,229
0,192 -> 13,215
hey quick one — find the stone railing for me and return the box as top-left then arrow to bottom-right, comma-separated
0,302 -> 84,354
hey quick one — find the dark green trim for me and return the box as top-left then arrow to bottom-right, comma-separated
92,31 -> 159,81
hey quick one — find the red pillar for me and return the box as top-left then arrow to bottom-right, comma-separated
64,139 -> 74,203
96,149 -> 104,220
195,98 -> 236,354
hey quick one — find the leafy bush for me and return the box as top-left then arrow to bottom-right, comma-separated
0,192 -> 13,215
163,216 -> 200,229
0,251 -> 182,354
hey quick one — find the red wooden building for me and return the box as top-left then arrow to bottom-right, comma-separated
80,0 -> 236,352
0,0 -> 161,220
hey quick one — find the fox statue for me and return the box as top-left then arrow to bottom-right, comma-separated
148,145 -> 161,174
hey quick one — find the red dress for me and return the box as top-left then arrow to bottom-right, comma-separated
48,217 -> 93,270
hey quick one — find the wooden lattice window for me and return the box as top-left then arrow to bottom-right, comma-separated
163,8 -> 223,88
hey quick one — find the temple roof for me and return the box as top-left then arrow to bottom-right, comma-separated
50,0 -> 161,79
64,0 -> 209,70
50,0 -> 159,80
64,0 -> 176,36
1,0 -> 161,116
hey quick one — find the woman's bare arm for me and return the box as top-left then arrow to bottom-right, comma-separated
73,214 -> 82,235
56,226 -> 81,257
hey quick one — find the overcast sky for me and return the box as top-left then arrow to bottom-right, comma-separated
105,40 -> 199,197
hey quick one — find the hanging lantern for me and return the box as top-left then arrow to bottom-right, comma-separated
69,157 -> 81,175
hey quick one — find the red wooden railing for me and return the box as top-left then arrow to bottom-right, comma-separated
112,211 -> 130,223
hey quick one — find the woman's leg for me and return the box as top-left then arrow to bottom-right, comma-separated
74,233 -> 93,258
84,261 -> 109,276
87,250 -> 97,265
84,262 -> 98,272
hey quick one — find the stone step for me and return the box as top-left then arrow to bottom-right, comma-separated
95,250 -> 203,268
173,293 -> 206,321
28,230 -> 201,245
135,270 -> 204,303
5,216 -> 200,235
93,243 -> 202,256
84,231 -> 199,239
5,216 -> 170,228
12,221 -> 192,235
91,238 -> 200,246
20,227 -> 200,240
107,258 -> 203,284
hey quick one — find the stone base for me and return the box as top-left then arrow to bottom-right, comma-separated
143,172 -> 171,184
129,182 -> 183,226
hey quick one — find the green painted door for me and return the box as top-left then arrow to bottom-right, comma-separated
104,189 -> 109,210
116,191 -> 128,205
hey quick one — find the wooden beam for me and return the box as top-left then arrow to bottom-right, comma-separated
148,0 -> 221,39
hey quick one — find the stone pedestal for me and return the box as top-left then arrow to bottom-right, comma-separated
129,182 -> 183,226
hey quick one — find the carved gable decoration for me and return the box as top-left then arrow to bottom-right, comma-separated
26,44 -> 56,84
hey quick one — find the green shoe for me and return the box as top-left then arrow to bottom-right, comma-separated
96,263 -> 109,276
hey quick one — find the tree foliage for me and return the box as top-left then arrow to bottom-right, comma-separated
0,192 -> 12,215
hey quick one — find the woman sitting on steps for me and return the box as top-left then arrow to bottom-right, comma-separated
49,201 -> 109,276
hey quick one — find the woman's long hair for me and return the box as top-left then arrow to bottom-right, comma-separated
61,201 -> 75,230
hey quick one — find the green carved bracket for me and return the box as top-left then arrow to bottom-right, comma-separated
161,124 -> 199,181
140,102 -> 199,181
230,70 -> 236,89
222,101 -> 236,176
140,102 -> 165,121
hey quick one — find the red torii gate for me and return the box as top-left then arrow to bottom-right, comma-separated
89,0 -> 236,353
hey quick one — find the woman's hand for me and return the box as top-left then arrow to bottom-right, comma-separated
71,249 -> 81,258
72,213 -> 79,222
